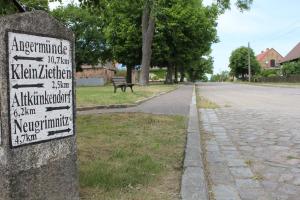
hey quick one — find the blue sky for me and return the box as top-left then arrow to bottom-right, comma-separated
50,1 -> 300,74
203,0 -> 300,74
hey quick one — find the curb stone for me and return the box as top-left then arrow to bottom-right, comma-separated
181,85 -> 208,200
76,86 -> 179,111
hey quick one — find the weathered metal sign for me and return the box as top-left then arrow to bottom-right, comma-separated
8,32 -> 74,147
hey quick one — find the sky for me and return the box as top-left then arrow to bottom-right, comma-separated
50,0 -> 300,74
203,0 -> 300,74
49,0 -> 78,9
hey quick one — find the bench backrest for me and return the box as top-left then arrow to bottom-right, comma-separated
112,77 -> 127,86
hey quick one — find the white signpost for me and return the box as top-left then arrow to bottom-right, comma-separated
8,32 -> 74,147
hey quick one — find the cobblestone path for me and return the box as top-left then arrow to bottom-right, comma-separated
198,83 -> 300,200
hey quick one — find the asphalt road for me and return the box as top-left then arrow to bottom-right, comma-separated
198,82 -> 300,115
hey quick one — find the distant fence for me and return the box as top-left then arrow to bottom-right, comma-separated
256,75 -> 300,83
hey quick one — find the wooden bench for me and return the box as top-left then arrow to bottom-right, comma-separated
112,77 -> 134,93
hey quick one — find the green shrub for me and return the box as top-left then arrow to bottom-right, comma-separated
260,69 -> 279,77
149,68 -> 166,80
281,61 -> 300,76
267,74 -> 277,78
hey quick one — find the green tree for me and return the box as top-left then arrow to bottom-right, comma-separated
211,71 -> 230,82
103,0 -> 143,83
52,5 -> 110,71
229,46 -> 261,80
0,0 -> 58,15
186,56 -> 214,82
140,0 -> 253,85
142,0 -> 254,85
152,0 -> 217,84
79,0 -> 253,84
79,0 -> 143,82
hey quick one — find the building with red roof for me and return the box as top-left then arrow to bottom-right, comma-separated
256,48 -> 283,69
280,42 -> 300,64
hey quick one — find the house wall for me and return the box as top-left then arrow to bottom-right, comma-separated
258,49 -> 283,69
76,68 -> 116,82
76,68 -> 139,84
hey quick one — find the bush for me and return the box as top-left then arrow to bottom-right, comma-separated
260,69 -> 279,77
281,61 -> 300,76
149,73 -> 159,81
252,74 -> 262,82
150,68 -> 166,80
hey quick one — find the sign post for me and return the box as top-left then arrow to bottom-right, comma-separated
0,11 -> 79,200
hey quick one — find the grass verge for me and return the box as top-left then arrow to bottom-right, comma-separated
235,81 -> 300,88
77,84 -> 177,107
196,96 -> 219,109
77,113 -> 186,200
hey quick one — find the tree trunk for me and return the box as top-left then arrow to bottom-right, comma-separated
139,2 -> 155,86
179,67 -> 185,82
174,66 -> 178,84
126,66 -> 132,83
165,64 -> 174,84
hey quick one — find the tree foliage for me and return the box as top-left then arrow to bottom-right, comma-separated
152,0 -> 217,83
229,46 -> 261,79
259,69 -> 279,77
216,0 -> 253,12
79,0 -> 145,82
52,5 -> 110,71
281,61 -> 300,76
0,0 -> 60,15
77,0 -> 254,84
186,56 -> 214,82
211,71 -> 230,82
103,0 -> 144,82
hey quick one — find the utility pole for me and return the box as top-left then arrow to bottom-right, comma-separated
248,42 -> 251,82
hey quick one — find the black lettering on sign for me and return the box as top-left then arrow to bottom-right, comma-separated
8,31 -> 74,147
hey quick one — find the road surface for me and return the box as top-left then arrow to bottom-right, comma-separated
198,83 -> 300,200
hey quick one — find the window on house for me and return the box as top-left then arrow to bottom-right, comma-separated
270,59 -> 276,67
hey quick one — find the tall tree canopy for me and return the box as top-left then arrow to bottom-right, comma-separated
139,0 -> 253,85
79,0 -> 145,83
229,46 -> 261,79
103,0 -> 143,83
152,0 -> 218,83
52,5 -> 110,71
80,0 -> 219,83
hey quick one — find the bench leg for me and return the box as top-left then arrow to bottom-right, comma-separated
130,86 -> 133,92
121,86 -> 125,92
114,87 -> 117,93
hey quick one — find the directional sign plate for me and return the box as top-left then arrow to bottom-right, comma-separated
8,32 -> 74,147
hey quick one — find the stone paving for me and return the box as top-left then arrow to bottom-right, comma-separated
198,83 -> 300,200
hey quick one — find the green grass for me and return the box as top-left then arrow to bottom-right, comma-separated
252,173 -> 264,181
197,96 -> 219,109
287,155 -> 300,160
76,84 -> 177,107
77,113 -> 186,200
236,81 -> 300,88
